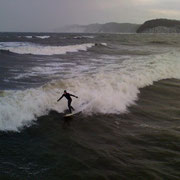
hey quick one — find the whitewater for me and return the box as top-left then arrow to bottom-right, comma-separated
0,42 -> 95,55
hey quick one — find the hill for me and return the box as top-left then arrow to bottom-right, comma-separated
56,22 -> 140,33
137,19 -> 180,33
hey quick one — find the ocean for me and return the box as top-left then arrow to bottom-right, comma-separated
0,33 -> 180,179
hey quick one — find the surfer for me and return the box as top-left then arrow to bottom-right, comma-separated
57,90 -> 78,113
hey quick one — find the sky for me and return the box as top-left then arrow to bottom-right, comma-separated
0,0 -> 180,32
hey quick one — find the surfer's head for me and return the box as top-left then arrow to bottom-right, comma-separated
64,90 -> 67,94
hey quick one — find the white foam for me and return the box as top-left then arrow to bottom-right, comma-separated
32,66 -> 60,75
11,62 -> 78,80
0,42 -> 94,55
12,64 -> 64,80
0,89 -> 58,131
74,35 -> 95,39
1,51 -> 180,131
13,73 -> 32,80
25,36 -> 32,39
35,36 -> 50,39
100,43 -> 107,46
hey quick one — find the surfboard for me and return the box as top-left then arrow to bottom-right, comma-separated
64,113 -> 74,117
64,111 -> 81,117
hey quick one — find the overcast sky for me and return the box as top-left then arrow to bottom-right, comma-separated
0,0 -> 180,32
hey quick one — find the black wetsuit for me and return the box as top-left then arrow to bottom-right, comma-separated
58,93 -> 76,113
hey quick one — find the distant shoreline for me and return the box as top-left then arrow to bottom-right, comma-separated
1,18 -> 180,33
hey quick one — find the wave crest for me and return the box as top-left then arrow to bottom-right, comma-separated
0,42 -> 94,55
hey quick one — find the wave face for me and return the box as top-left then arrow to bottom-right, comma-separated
0,42 -> 94,55
1,48 -> 180,131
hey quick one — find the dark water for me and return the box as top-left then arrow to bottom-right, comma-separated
0,33 -> 180,179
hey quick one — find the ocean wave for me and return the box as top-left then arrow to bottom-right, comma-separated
0,42 -> 29,48
73,35 -> 95,39
99,43 -> 107,46
35,36 -> 50,39
0,49 -> 15,55
25,36 -> 32,39
0,42 -> 95,55
17,35 -> 50,39
1,51 -> 180,131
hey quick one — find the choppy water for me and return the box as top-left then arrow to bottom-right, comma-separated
0,33 -> 180,179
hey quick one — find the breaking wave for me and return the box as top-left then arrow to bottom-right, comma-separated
73,35 -> 95,39
35,36 -> 50,39
0,50 -> 180,131
0,42 -> 95,55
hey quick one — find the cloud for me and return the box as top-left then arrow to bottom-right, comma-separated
0,0 -> 180,31
150,9 -> 180,19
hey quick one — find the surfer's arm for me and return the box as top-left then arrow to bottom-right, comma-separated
57,94 -> 64,102
70,94 -> 78,98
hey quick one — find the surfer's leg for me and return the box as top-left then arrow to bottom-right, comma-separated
69,100 -> 74,111
71,106 -> 75,111
68,100 -> 72,113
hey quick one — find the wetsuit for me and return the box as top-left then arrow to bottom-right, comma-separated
57,93 -> 77,113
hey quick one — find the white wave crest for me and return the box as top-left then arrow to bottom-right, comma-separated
35,36 -> 50,39
1,51 -> 180,131
25,36 -> 32,39
74,35 -> 95,39
0,42 -> 94,55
